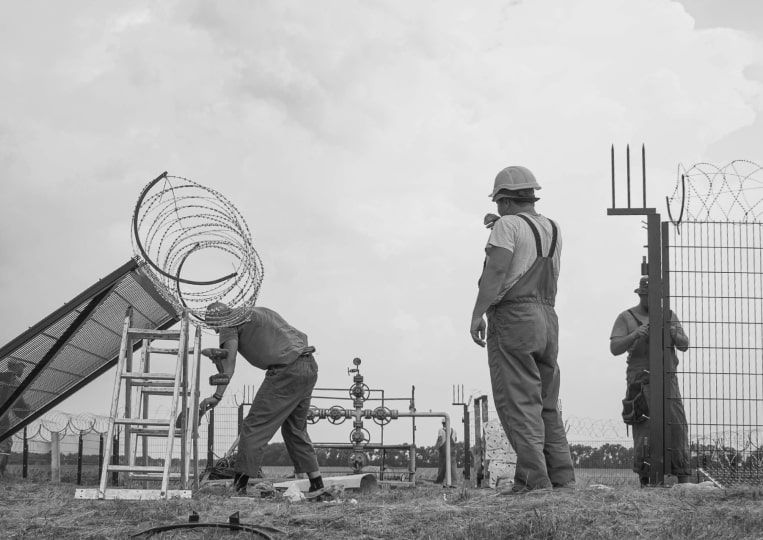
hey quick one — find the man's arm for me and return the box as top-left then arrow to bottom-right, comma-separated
213,338 -> 238,399
609,313 -> 648,356
610,328 -> 648,356
200,333 -> 239,411
669,313 -> 689,352
470,246 -> 512,347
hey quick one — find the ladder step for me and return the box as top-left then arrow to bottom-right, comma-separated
149,346 -> 195,355
141,388 -> 178,396
107,465 -> 165,473
131,428 -> 183,438
121,372 -> 176,380
131,380 -> 174,388
115,418 -> 171,427
128,472 -> 181,481
128,329 -> 181,340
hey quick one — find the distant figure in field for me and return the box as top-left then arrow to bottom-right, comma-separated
610,276 -> 691,486
434,420 -> 457,485
201,302 -> 325,497
0,360 -> 28,477
471,165 -> 575,494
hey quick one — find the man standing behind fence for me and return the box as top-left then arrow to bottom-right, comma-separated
201,302 -> 325,496
610,276 -> 691,486
434,419 -> 457,485
470,165 -> 575,494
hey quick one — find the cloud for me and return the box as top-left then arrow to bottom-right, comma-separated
1,0 -> 762,427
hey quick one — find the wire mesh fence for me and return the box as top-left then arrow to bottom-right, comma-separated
1,407 -> 639,487
668,221 -> 763,486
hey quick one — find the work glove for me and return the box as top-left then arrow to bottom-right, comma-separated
484,213 -> 500,229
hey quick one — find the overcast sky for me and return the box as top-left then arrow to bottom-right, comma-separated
1,0 -> 762,444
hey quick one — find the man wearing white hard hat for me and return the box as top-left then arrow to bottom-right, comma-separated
471,166 -> 575,494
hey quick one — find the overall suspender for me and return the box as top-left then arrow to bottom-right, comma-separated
516,214 -> 558,258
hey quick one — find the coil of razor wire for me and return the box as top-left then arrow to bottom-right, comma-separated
667,160 -> 763,224
131,172 -> 264,328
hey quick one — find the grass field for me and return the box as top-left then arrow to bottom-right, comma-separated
0,472 -> 761,539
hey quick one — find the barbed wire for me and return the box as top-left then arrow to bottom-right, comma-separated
131,172 -> 264,328
11,411 -> 112,441
667,160 -> 763,224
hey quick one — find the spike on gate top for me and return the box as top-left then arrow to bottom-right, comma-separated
607,144 -> 656,216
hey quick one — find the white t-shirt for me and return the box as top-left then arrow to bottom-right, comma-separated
436,427 -> 457,448
485,213 -> 562,304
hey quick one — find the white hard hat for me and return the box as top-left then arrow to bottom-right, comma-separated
489,166 -> 541,201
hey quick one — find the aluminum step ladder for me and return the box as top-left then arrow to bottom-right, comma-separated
76,307 -> 202,500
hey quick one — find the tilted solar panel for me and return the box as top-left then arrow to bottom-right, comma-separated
0,259 -> 178,443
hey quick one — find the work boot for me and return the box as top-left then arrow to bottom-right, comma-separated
233,473 -> 249,495
308,475 -> 324,492
307,475 -> 326,501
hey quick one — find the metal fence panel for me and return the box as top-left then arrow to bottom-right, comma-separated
668,221 -> 763,485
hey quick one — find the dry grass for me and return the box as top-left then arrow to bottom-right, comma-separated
0,478 -> 761,539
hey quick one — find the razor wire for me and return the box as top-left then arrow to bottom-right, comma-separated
131,172 -> 264,328
10,411 -> 112,443
667,160 -> 763,224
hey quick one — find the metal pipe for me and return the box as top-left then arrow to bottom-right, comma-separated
611,144 -> 616,208
77,433 -> 84,485
192,325 -> 202,491
310,396 -> 412,402
647,213 -> 665,485
661,221 -> 673,477
141,341 -> 150,470
474,396 -> 483,486
207,409 -> 215,467
380,389 -> 385,480
312,443 -> 411,450
410,386 -> 416,464
627,144 -> 632,208
642,144 -> 647,208
22,427 -> 28,479
463,405 -> 471,480
111,430 -> 120,486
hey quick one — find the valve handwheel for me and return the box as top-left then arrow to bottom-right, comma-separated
327,405 -> 347,425
306,405 -> 320,424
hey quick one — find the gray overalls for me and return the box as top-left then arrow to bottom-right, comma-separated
486,213 -> 575,489
624,310 -> 690,479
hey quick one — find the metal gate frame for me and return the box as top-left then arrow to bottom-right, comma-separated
610,150 -> 763,486
607,145 -> 668,485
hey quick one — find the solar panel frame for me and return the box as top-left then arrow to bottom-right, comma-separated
0,260 -> 179,443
